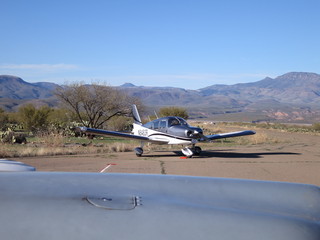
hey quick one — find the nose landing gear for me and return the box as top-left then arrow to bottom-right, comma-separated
181,147 -> 193,157
181,146 -> 202,158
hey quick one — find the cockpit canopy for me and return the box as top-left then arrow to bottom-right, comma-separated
168,117 -> 189,127
143,117 -> 189,130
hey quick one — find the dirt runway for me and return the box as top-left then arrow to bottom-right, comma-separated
14,129 -> 320,186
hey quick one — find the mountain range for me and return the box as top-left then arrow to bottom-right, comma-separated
1,72 -> 320,123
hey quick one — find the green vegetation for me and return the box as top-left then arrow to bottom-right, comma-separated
18,104 -> 53,133
158,106 -> 189,119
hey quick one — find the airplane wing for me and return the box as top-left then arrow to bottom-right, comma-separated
202,130 -> 256,141
78,127 -> 168,144
78,126 -> 149,141
0,172 -> 319,240
0,159 -> 36,172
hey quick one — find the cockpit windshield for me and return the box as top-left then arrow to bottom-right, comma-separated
168,117 -> 189,127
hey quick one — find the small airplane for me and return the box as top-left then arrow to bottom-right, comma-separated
79,105 -> 256,157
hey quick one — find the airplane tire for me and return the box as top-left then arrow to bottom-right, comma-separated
134,147 -> 143,157
193,146 -> 202,156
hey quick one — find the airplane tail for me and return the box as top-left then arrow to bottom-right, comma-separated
132,104 -> 142,125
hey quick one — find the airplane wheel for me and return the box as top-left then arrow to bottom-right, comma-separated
181,147 -> 193,158
134,147 -> 143,157
193,146 -> 202,156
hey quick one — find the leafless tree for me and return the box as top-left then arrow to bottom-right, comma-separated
55,83 -> 141,129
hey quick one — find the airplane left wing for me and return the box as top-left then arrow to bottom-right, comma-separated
78,127 -> 168,144
78,127 -> 150,141
202,130 -> 256,141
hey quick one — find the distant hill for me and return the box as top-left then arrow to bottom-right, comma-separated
119,72 -> 320,122
0,75 -> 59,111
1,72 -> 320,123
118,72 -> 320,107
120,83 -> 136,87
200,72 -> 320,105
0,75 -> 58,99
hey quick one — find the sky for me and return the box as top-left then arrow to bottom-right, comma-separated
1,0 -> 319,89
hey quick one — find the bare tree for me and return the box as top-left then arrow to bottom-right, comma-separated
55,83 -> 140,129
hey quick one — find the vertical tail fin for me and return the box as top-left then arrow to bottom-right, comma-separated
132,104 -> 142,125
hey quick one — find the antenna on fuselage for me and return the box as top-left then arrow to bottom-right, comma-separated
132,104 -> 142,125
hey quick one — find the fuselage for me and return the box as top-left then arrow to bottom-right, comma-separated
132,116 -> 203,145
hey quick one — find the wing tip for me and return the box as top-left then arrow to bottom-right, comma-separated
78,126 -> 88,132
247,130 -> 256,135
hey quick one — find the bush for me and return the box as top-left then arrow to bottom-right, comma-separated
18,104 -> 52,133
312,122 -> 320,132
159,107 -> 189,119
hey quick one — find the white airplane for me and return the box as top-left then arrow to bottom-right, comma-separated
79,105 -> 256,157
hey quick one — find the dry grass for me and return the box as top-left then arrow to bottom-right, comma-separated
232,132 -> 279,145
0,132 -> 138,158
1,144 -> 138,158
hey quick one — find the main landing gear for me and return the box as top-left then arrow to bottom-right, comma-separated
134,142 -> 145,157
181,145 -> 202,158
134,147 -> 143,157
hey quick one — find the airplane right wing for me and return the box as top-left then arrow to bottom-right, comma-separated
202,130 -> 256,141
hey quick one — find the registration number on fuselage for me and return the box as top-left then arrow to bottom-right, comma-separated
138,129 -> 148,137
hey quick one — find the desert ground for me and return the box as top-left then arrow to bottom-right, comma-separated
13,128 -> 320,186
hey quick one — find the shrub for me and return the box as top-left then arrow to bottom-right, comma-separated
312,122 -> 320,132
